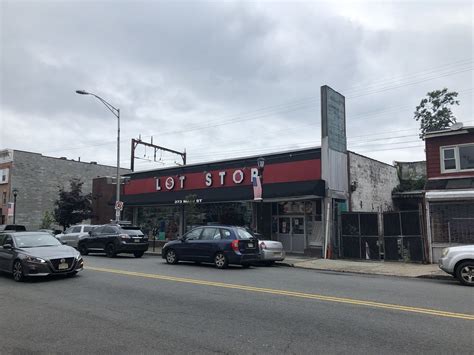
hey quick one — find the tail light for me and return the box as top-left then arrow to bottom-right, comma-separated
120,234 -> 130,240
260,241 -> 266,250
231,240 -> 240,252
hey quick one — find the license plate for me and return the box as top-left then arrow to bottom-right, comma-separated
58,263 -> 68,270
274,252 -> 281,256
248,243 -> 254,248
134,239 -> 140,243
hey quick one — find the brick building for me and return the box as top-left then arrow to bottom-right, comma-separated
423,124 -> 474,262
0,149 -> 130,230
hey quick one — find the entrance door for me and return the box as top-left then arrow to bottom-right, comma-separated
277,216 -> 305,253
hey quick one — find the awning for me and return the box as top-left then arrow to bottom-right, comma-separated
425,190 -> 474,201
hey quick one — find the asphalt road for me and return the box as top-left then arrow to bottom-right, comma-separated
1,254 -> 473,354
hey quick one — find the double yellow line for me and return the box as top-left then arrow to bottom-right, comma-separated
86,266 -> 474,321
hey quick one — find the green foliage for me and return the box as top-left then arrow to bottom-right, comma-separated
392,178 -> 426,193
54,178 -> 92,230
414,88 -> 459,139
40,211 -> 55,229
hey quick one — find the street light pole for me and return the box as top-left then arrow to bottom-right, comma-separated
76,90 -> 121,222
257,157 -> 265,234
12,188 -> 18,225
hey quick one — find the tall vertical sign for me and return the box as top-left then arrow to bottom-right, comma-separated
321,85 -> 348,199
321,85 -> 349,259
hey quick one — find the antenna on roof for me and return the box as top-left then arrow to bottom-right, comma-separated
451,122 -> 463,130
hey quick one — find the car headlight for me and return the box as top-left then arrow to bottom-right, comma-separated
25,256 -> 46,264
75,254 -> 82,260
441,248 -> 450,257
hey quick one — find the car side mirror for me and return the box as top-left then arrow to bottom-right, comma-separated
88,231 -> 92,236
60,241 -> 67,245
2,244 -> 12,250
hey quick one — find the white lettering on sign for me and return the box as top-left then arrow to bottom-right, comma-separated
179,176 -> 186,189
165,177 -> 175,190
250,168 -> 259,182
219,171 -> 226,185
205,172 -> 212,187
233,170 -> 244,184
156,178 -> 161,191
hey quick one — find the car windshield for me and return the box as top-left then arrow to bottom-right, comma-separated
13,233 -> 62,248
236,228 -> 254,240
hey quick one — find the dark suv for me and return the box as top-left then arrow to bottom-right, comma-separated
162,225 -> 260,269
78,224 -> 149,258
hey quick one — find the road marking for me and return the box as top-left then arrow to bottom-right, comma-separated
86,266 -> 474,321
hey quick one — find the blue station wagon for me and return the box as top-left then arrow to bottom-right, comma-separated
162,225 -> 260,269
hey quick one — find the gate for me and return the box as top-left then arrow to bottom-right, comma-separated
383,211 -> 424,262
340,210 -> 425,262
340,212 -> 380,260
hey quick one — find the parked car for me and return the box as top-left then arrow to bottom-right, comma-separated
0,231 -> 83,281
438,245 -> 474,286
258,240 -> 285,265
0,224 -> 26,232
78,224 -> 148,258
246,231 -> 285,266
56,224 -> 94,248
162,225 -> 260,269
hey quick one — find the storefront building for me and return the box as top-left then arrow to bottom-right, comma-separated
121,147 -> 327,255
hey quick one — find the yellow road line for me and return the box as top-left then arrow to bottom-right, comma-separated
86,266 -> 474,321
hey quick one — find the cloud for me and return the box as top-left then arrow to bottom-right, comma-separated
1,0 -> 472,170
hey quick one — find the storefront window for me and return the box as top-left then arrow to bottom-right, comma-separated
184,202 -> 252,232
134,206 -> 181,241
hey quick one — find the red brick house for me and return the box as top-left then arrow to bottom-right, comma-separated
424,123 -> 474,262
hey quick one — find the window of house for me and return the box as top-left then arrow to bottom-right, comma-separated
0,169 -> 9,184
459,145 -> 474,170
2,191 -> 6,205
441,144 -> 474,173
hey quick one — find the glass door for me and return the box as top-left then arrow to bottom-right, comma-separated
277,216 -> 305,253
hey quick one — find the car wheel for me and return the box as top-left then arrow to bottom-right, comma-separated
165,249 -> 178,264
12,260 -> 25,282
105,243 -> 116,258
134,251 -> 144,258
78,243 -> 89,256
455,261 -> 474,286
214,252 -> 228,269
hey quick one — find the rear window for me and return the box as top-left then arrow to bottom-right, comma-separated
5,225 -> 26,231
120,227 -> 144,236
236,228 -> 254,240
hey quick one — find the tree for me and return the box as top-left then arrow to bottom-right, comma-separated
40,211 -> 55,229
414,88 -> 459,139
54,179 -> 92,230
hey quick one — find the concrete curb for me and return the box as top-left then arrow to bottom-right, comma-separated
290,263 -> 453,280
145,252 -> 452,281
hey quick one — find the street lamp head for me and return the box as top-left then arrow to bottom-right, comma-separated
12,188 -> 18,197
257,157 -> 265,169
75,90 -> 90,95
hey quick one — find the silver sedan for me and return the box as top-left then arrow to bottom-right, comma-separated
259,240 -> 285,265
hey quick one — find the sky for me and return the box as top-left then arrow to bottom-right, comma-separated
1,0 -> 473,172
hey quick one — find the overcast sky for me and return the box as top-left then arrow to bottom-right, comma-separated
1,0 -> 472,171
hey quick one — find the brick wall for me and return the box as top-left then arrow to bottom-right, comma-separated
10,150 -> 130,230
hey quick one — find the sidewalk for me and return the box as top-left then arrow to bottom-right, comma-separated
146,247 -> 450,280
283,256 -> 450,280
